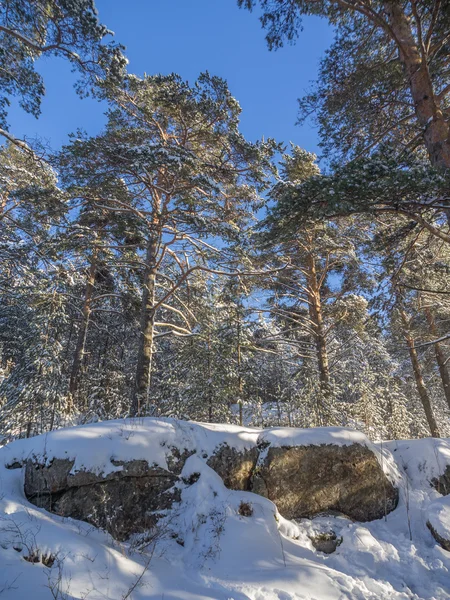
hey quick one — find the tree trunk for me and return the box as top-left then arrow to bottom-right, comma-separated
236,304 -> 244,426
306,251 -> 331,394
68,248 -> 98,406
63,318 -> 74,362
424,306 -> 450,410
384,1 -> 450,173
131,236 -> 158,416
207,330 -> 213,422
399,308 -> 440,437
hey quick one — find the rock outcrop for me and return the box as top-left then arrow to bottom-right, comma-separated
21,420 -> 399,540
251,443 -> 398,522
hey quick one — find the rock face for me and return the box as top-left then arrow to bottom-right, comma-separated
23,426 -> 398,540
206,444 -> 258,490
251,443 -> 398,522
25,451 -> 191,541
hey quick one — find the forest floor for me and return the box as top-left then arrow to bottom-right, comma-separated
0,419 -> 449,599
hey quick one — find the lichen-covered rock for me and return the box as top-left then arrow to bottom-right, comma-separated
24,450 -> 192,541
206,444 -> 258,490
24,443 -> 260,540
53,473 -> 180,541
251,443 -> 398,522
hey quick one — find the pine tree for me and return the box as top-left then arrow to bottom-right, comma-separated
57,72 -> 278,415
240,0 -> 450,174
0,143 -> 68,436
0,0 -> 126,144
262,146 -> 366,424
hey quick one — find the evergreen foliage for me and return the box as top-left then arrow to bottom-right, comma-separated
0,0 -> 126,133
0,3 -> 449,443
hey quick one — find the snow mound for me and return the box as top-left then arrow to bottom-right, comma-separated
3,418 -> 259,475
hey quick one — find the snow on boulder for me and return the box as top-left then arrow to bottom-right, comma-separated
252,427 -> 398,522
24,454 -> 190,541
11,419 -> 259,541
427,495 -> 450,551
7,419 -> 399,540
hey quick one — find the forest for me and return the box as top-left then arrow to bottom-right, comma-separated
0,0 -> 450,444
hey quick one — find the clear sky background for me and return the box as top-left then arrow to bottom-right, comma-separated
7,1 -> 333,155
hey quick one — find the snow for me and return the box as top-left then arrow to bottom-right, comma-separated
0,420 -> 450,599
259,426 -> 371,448
428,496 -> 450,545
3,420 -> 376,479
3,418 -> 259,476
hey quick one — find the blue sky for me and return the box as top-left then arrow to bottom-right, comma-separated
7,1 -> 333,154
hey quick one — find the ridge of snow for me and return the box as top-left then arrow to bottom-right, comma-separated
2,419 -> 386,479
1,418 -> 260,475
258,426 -> 371,448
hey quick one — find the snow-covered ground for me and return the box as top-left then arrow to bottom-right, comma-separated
0,418 -> 449,599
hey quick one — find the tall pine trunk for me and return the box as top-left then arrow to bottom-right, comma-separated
399,308 -> 440,437
131,236 -> 158,416
385,2 -> 450,207
236,303 -> 244,426
424,306 -> 450,410
68,248 -> 98,406
306,253 -> 330,388
305,249 -> 331,424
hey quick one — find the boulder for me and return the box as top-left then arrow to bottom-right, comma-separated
24,449 -> 192,541
22,421 -> 399,541
251,443 -> 398,522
